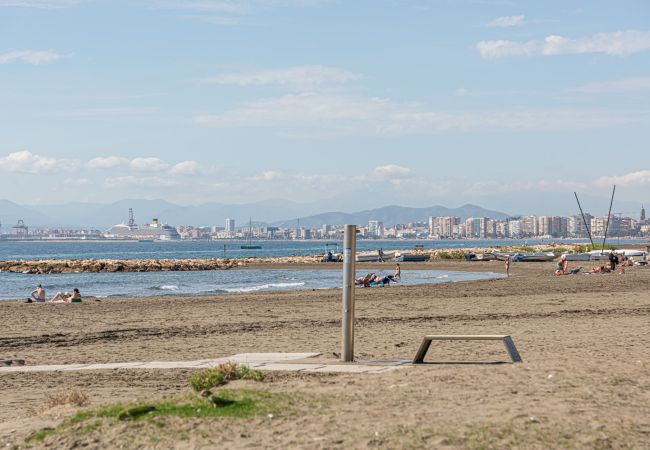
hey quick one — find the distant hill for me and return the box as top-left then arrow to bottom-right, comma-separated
5,199 -> 319,229
272,204 -> 510,228
0,200 -> 51,230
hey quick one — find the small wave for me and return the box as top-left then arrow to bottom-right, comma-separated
434,274 -> 449,279
150,285 -> 180,291
223,282 -> 305,293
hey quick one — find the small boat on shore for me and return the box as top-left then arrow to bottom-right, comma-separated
515,252 -> 557,262
356,252 -> 395,263
464,253 -> 497,261
394,252 -> 429,262
562,253 -> 592,262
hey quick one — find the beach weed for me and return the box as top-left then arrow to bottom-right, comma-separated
45,389 -> 89,408
29,427 -> 56,442
438,251 -> 464,260
189,363 -> 265,393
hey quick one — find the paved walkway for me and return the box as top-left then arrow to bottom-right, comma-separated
0,353 -> 408,374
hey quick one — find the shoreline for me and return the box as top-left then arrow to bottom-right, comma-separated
0,243 -> 594,274
0,261 -> 508,302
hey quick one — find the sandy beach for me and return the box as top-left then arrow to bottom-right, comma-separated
1,259 -> 649,449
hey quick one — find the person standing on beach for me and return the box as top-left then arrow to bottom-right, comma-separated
394,263 -> 401,279
608,252 -> 618,271
505,258 -> 510,277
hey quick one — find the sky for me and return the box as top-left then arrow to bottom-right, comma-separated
1,0 -> 649,214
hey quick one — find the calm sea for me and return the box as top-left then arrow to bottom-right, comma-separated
0,268 -> 506,300
0,238 -> 625,261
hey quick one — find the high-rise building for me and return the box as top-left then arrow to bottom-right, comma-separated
225,218 -> 235,237
520,216 -> 538,236
368,220 -> 384,238
508,220 -> 521,237
464,217 -> 488,238
641,205 -> 646,223
428,216 -> 437,236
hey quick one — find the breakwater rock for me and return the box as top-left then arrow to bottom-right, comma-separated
0,258 -> 244,274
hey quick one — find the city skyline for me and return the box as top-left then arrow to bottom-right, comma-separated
1,0 -> 649,211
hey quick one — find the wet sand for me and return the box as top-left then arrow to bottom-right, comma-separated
1,260 -> 649,449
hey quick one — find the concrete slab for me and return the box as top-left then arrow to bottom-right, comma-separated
257,363 -> 326,372
0,353 -> 406,375
226,353 -> 321,363
303,365 -> 401,374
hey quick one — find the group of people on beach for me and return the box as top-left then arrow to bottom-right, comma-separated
26,284 -> 82,303
554,251 -> 638,276
356,263 -> 401,287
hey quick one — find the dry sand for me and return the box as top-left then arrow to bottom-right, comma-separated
1,260 -> 649,449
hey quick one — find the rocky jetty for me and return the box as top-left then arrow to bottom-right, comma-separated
0,244 -> 580,274
0,258 -> 244,274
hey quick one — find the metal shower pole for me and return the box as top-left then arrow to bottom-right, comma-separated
341,224 -> 357,362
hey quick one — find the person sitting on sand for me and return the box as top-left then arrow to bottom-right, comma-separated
50,288 -> 82,303
555,256 -> 569,276
28,284 -> 47,303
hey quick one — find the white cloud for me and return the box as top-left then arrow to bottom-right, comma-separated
169,160 -> 203,175
0,50 -> 70,65
104,175 -> 179,189
63,177 -> 92,187
247,170 -> 286,181
369,164 -> 412,179
193,92 -> 647,135
477,29 -> 650,59
86,156 -> 129,169
129,157 -> 171,172
569,76 -> 650,94
486,15 -> 525,28
596,171 -> 650,187
200,65 -> 361,89
0,151 -> 70,174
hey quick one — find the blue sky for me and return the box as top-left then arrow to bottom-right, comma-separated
1,0 -> 649,213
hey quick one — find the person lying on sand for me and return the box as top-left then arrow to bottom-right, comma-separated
355,273 -> 376,287
50,288 -> 82,303
585,265 -> 611,274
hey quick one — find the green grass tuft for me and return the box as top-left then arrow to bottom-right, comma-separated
189,363 -> 265,393
29,388 -> 291,445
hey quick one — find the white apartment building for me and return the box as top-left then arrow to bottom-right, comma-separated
368,220 -> 384,238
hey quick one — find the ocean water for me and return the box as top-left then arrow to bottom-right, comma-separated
0,238 -> 620,261
0,268 -> 505,301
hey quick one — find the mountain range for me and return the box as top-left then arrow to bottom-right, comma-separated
0,193 -> 645,230
0,199 -> 509,230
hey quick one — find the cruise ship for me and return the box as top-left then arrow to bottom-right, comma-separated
104,210 -> 181,241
